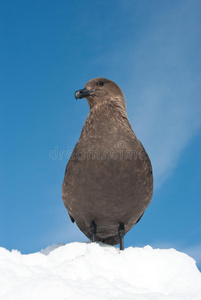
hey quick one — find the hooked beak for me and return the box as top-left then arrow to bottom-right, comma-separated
74,88 -> 94,100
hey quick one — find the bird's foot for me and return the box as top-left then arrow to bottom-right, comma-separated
118,222 -> 125,250
90,220 -> 96,242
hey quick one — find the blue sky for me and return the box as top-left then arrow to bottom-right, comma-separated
1,0 -> 201,269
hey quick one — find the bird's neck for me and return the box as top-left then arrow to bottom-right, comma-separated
80,102 -> 132,139
90,100 -> 127,118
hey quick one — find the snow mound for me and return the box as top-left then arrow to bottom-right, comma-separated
0,242 -> 201,300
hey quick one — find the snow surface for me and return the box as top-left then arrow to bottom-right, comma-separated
0,242 -> 201,300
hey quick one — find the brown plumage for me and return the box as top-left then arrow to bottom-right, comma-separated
62,77 -> 153,246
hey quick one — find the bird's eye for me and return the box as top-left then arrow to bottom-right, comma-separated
99,81 -> 104,86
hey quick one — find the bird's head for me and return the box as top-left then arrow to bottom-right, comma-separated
74,77 -> 126,110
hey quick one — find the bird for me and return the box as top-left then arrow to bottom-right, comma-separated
62,77 -> 153,250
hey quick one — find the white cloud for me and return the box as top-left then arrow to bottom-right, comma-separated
120,0 -> 201,188
184,243 -> 201,265
128,81 -> 201,187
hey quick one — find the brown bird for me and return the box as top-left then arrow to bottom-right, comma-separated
62,78 -> 153,250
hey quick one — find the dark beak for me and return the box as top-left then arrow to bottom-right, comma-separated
74,88 -> 93,100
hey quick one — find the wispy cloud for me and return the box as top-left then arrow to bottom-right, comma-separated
117,0 -> 201,187
130,81 -> 201,187
184,243 -> 201,265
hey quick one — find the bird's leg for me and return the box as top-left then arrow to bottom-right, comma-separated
90,220 -> 96,242
118,222 -> 125,250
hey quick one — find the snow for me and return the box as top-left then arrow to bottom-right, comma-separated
0,242 -> 201,300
